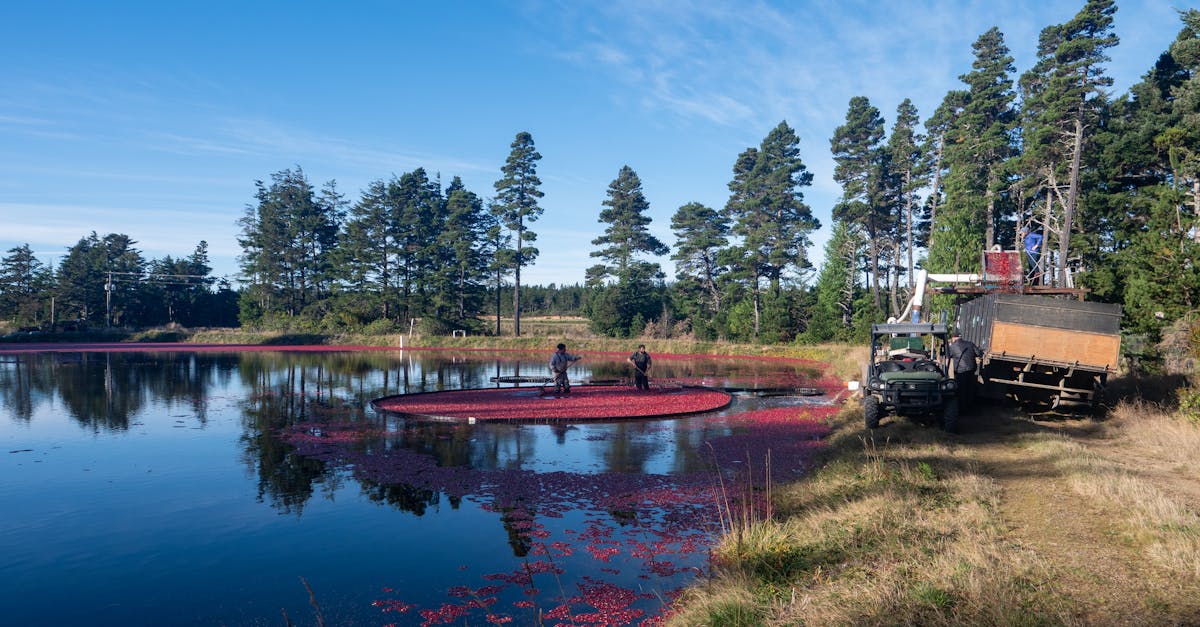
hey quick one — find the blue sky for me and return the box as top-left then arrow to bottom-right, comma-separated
0,0 -> 1187,286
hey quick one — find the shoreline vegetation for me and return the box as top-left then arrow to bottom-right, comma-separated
0,318 -> 862,373
3,323 -> 1197,623
667,375 -> 1200,625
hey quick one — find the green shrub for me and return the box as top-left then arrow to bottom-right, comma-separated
1180,383 -> 1200,426
363,318 -> 401,335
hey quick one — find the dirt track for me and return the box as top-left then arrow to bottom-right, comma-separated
958,404 -> 1200,623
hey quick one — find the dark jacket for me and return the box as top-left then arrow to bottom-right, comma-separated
947,338 -> 979,373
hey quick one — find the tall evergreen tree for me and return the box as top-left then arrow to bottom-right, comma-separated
933,27 -> 1017,273
436,176 -> 491,322
57,232 -> 146,326
484,199 -> 514,336
670,201 -> 729,338
237,168 -> 342,319
1020,0 -> 1118,285
1092,9 -> 1200,335
146,241 -> 214,326
724,121 -> 818,340
391,168 -> 446,320
0,244 -> 52,325
587,166 -> 668,283
336,179 -> 396,320
830,97 -> 886,306
1163,9 -> 1200,227
587,166 -> 669,336
493,131 -> 544,337
963,28 -> 1016,248
800,221 -> 859,343
886,99 -> 927,300
921,90 -> 968,250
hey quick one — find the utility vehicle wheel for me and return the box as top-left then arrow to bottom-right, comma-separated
863,395 -> 881,429
940,398 -> 959,433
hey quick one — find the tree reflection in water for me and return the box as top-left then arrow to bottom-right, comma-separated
0,347 -> 840,624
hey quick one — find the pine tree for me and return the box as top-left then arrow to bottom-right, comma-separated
886,99 -> 927,302
335,179 -> 396,320
146,241 -> 214,326
587,166 -> 668,337
725,121 -> 818,340
921,90 -> 968,250
801,221 -> 858,343
670,201 -> 729,338
484,199 -> 513,336
57,232 -> 146,326
830,97 -> 886,306
1092,8 -> 1200,335
0,244 -> 52,325
1121,189 -> 1200,334
493,132 -> 544,337
437,177 -> 491,322
391,168 -> 445,320
238,168 -> 342,319
933,27 -> 1017,273
588,166 -> 668,282
1019,0 -> 1118,285
1164,9 -> 1200,230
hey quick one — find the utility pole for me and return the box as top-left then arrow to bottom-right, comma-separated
105,272 -> 113,327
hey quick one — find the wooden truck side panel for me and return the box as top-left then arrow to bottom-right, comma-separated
958,293 -> 1122,371
990,321 -> 1121,371
957,293 -> 1123,408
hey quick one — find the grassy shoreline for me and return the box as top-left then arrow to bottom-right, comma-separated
3,325 -> 864,379
666,381 -> 1200,625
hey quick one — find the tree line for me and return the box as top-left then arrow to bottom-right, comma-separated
807,2 -> 1200,345
231,120 -> 819,341
0,235 -> 237,330
2,2 -> 1196,349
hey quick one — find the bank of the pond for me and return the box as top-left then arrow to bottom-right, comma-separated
664,383 -> 1200,626
0,330 -> 863,379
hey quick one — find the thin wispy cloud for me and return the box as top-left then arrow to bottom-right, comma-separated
0,0 -> 1185,286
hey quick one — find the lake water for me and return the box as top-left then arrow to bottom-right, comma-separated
0,348 -> 838,626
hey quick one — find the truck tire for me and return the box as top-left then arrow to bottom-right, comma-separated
864,395 -> 881,429
940,398 -> 959,433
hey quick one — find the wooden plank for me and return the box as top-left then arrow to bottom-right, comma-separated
990,321 -> 1120,369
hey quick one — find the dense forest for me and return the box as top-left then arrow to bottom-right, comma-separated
2,2 -> 1198,355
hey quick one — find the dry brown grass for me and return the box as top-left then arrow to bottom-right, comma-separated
670,410 -> 1077,626
1018,400 -> 1200,584
669,372 -> 1200,625
1108,400 -> 1200,467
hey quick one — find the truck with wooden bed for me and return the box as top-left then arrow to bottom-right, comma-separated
955,293 -> 1122,411
869,250 -> 1123,415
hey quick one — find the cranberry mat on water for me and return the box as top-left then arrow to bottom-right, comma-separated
372,385 -> 732,421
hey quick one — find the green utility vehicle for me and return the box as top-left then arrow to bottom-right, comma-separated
862,322 -> 959,432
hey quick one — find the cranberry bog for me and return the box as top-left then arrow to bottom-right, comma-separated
373,386 -> 735,422
0,345 -> 846,626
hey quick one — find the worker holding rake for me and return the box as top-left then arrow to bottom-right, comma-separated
549,343 -> 582,395
628,344 -> 653,391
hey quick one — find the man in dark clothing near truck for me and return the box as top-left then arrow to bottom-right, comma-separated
947,332 -> 980,410
628,344 -> 653,391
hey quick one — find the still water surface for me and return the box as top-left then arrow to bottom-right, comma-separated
0,349 -> 834,625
